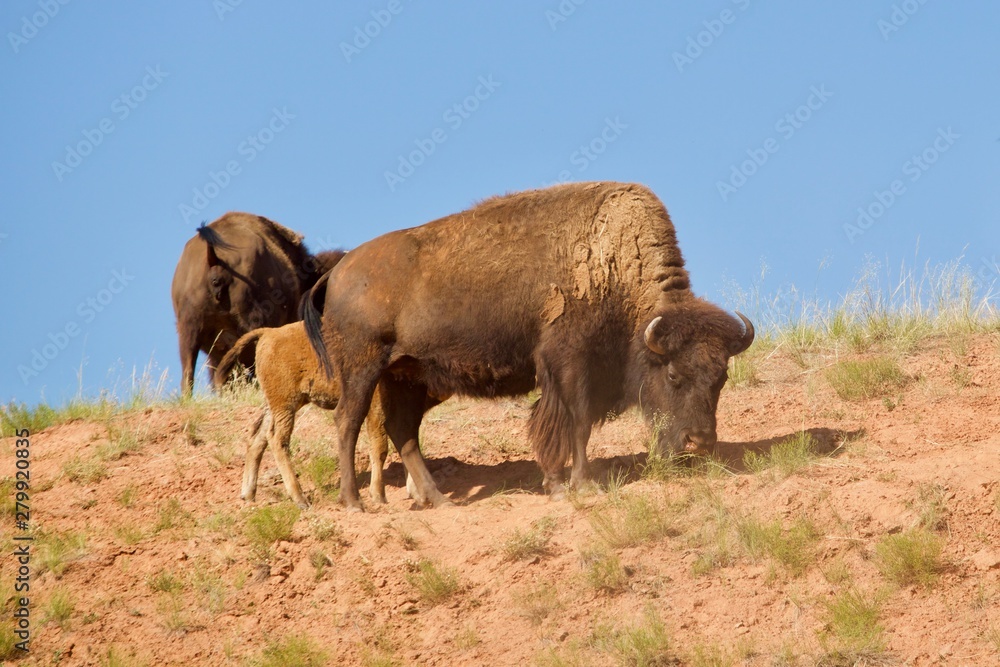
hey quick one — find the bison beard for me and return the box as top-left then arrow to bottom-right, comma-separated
304,181 -> 755,509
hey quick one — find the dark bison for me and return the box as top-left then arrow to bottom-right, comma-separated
171,212 -> 343,396
304,182 -> 754,509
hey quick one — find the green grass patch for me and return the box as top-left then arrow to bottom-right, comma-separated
406,558 -> 460,605
589,492 -> 675,549
818,588 -> 887,664
154,498 -> 194,534
736,516 -> 818,576
512,582 -> 562,626
36,530 -> 88,579
63,455 -> 108,484
592,607 -> 673,667
874,528 -> 944,587
0,401 -> 57,436
743,431 -> 820,477
499,516 -> 557,562
43,588 -> 74,630
580,544 -> 630,594
825,357 -> 907,401
148,570 -> 184,594
304,454 -> 339,496
245,503 -> 301,560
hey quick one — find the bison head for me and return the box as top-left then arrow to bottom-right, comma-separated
639,301 -> 754,456
205,244 -> 233,304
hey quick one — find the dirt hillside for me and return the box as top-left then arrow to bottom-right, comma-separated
2,333 -> 999,666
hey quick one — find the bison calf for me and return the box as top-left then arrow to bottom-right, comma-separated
215,321 -> 426,508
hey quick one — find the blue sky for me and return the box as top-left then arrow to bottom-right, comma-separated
1,1 -> 997,406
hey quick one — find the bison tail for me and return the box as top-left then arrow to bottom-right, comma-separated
196,222 -> 236,251
527,368 -> 575,476
213,329 -> 265,390
302,271 -> 336,380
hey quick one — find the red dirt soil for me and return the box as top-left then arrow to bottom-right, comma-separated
3,334 -> 999,666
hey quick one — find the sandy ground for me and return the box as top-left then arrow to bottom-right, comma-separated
2,333 -> 999,666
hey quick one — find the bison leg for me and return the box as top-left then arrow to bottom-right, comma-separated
530,351 -> 596,500
241,411 -> 270,502
378,378 -> 451,508
178,324 -> 199,398
364,400 -> 391,504
268,409 -> 310,509
334,372 -> 381,512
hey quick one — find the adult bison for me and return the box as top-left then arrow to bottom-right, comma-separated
304,182 -> 754,509
171,212 -> 343,396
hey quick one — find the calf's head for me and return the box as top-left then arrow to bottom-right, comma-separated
639,302 -> 754,456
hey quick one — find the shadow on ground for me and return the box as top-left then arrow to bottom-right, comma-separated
368,427 -> 863,506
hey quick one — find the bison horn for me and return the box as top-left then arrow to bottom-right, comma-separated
731,311 -> 755,355
644,316 -> 667,356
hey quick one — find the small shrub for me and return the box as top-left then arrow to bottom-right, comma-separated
113,522 -> 145,545
304,454 -> 339,496
825,357 -> 907,401
63,455 -> 108,484
245,503 -> 301,560
37,530 -> 87,579
98,424 -> 147,461
499,516 -> 557,561
154,498 -> 194,534
0,401 -> 57,437
148,570 -> 184,594
593,607 -> 672,667
743,431 -> 819,477
589,493 -> 674,549
819,588 -> 886,661
688,642 -> 737,667
454,625 -> 481,650
406,558 -> 460,605
43,588 -> 75,630
736,516 -> 818,576
116,485 -> 138,508
102,645 -> 148,667
0,478 -> 15,519
580,544 -> 630,594
728,353 -> 761,388
512,582 -> 562,626
874,528 -> 943,587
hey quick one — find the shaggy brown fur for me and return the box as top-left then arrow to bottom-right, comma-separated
171,212 -> 345,397
304,182 -> 754,509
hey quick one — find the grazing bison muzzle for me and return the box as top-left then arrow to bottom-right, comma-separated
641,306 -> 754,455
303,181 -> 756,508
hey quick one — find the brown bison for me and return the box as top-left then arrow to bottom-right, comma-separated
213,320 -> 425,508
171,212 -> 343,396
304,182 -> 754,510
